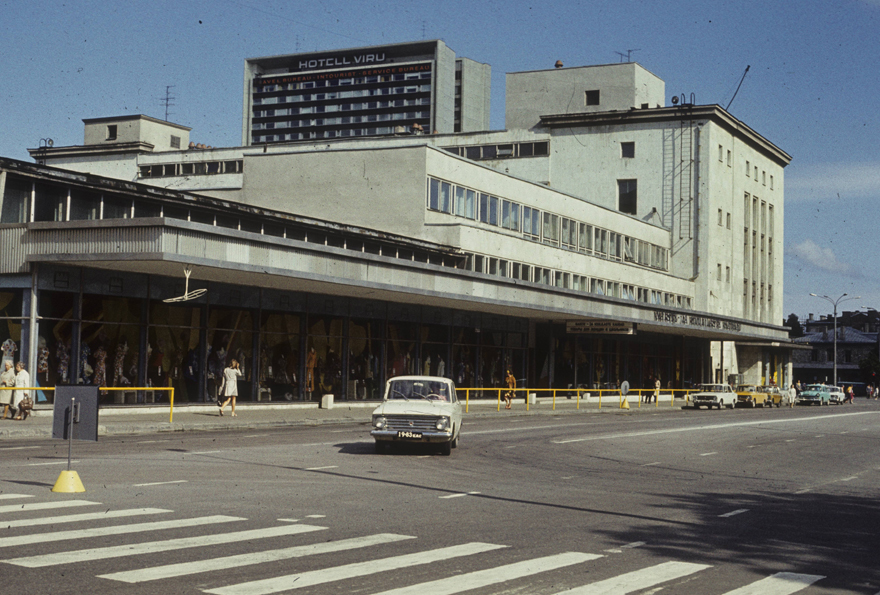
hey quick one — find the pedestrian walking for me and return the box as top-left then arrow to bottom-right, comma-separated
504,369 -> 516,409
217,359 -> 242,417
653,376 -> 661,404
12,362 -> 31,420
0,361 -> 15,419
789,383 -> 797,407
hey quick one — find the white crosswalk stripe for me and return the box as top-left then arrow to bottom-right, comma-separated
0,500 -> 100,514
0,494 -> 34,500
203,542 -> 508,595
0,507 -> 170,530
720,572 -> 825,594
553,561 -> 712,594
98,533 -> 417,583
372,551 -> 602,595
0,514 -> 242,548
7,523 -> 327,568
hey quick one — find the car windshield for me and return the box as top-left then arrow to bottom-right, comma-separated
805,385 -> 824,391
698,384 -> 724,392
737,385 -> 757,392
387,379 -> 452,402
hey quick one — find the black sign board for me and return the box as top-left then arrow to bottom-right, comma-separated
52,386 -> 99,442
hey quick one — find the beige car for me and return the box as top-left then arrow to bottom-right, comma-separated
759,385 -> 787,407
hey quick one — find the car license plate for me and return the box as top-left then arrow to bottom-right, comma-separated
397,430 -> 422,439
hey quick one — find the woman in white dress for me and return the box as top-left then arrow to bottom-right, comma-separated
218,359 -> 242,417
12,362 -> 30,420
0,361 -> 15,419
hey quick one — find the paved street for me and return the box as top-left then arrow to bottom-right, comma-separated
2,401 -> 879,594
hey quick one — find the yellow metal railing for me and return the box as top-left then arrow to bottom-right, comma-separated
1,386 -> 175,422
455,387 -> 697,413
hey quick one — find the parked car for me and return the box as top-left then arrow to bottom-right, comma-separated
759,385 -> 787,408
797,384 -> 830,406
736,385 -> 769,408
371,376 -> 462,455
691,384 -> 736,409
828,386 -> 846,405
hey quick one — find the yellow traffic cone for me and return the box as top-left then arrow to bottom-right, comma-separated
620,398 -> 630,410
52,470 -> 85,493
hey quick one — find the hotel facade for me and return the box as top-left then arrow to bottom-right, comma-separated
6,43 -> 792,405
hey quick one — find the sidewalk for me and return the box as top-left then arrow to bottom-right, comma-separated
0,395 -> 683,440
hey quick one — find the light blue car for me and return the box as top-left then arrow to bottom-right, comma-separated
797,384 -> 830,406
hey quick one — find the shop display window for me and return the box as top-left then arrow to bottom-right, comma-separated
260,312 -> 301,401
348,318 -> 381,400
306,315 -> 344,399
207,308 -> 254,402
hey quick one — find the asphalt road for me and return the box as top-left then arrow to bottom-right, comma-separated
2,401 -> 879,594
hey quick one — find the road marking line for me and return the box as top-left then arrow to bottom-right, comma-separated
621,541 -> 646,549
469,422 -> 602,436
785,439 -> 797,442
552,561 -> 711,594
372,551 -> 602,595
719,571 -> 824,594
133,480 -> 188,487
439,491 -> 481,499
305,466 -> 338,471
841,476 -> 858,482
305,515 -> 325,519
719,509 -> 749,518
561,475 -> 576,479
700,452 -> 717,457
641,462 -> 661,466
0,446 -> 41,450
7,523 -> 326,568
0,508 -> 170,529
99,533 -> 415,583
25,460 -> 80,466
0,515 -> 240,548
136,440 -> 168,444
795,489 -> 811,494
552,411 -> 877,444
189,450 -> 224,455
0,500 -> 100,515
243,434 -> 269,438
204,542 -> 508,595
277,518 -> 299,523
0,494 -> 34,500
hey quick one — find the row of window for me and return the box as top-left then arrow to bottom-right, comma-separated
253,124 -> 428,143
255,85 -> 431,107
138,160 -> 243,179
442,141 -> 550,161
253,110 -> 429,131
255,96 -> 429,118
717,144 -> 774,189
427,177 -> 668,271
254,70 -> 431,94
463,251 -> 692,308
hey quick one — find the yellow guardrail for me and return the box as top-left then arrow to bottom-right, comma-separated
455,387 -> 697,413
0,386 -> 175,423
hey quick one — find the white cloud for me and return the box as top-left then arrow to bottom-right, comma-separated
786,240 -> 852,274
785,161 -> 880,202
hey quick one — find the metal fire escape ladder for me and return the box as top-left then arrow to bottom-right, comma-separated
678,116 -> 694,240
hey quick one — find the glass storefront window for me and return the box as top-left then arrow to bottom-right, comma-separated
307,315 -> 343,399
260,312 -> 301,401
207,308 -> 253,402
386,321 -> 417,379
349,318 -> 381,400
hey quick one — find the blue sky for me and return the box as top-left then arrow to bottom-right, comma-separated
2,0 -> 878,322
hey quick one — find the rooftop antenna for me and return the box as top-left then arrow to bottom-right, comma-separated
421,20 -> 426,39
160,85 -> 176,121
614,49 -> 640,63
725,65 -> 750,111
295,34 -> 301,52
163,266 -> 206,302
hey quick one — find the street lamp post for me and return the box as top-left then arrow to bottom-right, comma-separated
810,293 -> 860,387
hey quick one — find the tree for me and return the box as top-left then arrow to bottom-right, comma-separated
784,313 -> 804,338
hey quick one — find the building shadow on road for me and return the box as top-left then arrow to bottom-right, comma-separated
591,489 -> 880,592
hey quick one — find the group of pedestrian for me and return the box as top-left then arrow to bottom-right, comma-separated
0,361 -> 32,421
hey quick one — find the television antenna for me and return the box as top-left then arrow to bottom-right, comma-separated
160,85 -> 176,121
163,266 -> 206,302
725,65 -> 750,111
614,49 -> 640,63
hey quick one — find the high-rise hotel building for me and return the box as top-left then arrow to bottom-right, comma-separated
243,40 -> 491,145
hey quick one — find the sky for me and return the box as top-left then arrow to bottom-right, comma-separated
2,0 -> 878,322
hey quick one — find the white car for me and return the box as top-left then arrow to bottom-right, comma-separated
691,383 -> 736,410
371,376 -> 462,455
828,386 -> 846,405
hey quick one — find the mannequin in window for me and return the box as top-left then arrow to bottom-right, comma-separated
306,347 -> 317,393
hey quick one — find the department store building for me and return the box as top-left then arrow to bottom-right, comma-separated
4,43 -> 793,405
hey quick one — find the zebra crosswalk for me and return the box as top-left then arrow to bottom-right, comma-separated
0,494 -> 828,594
